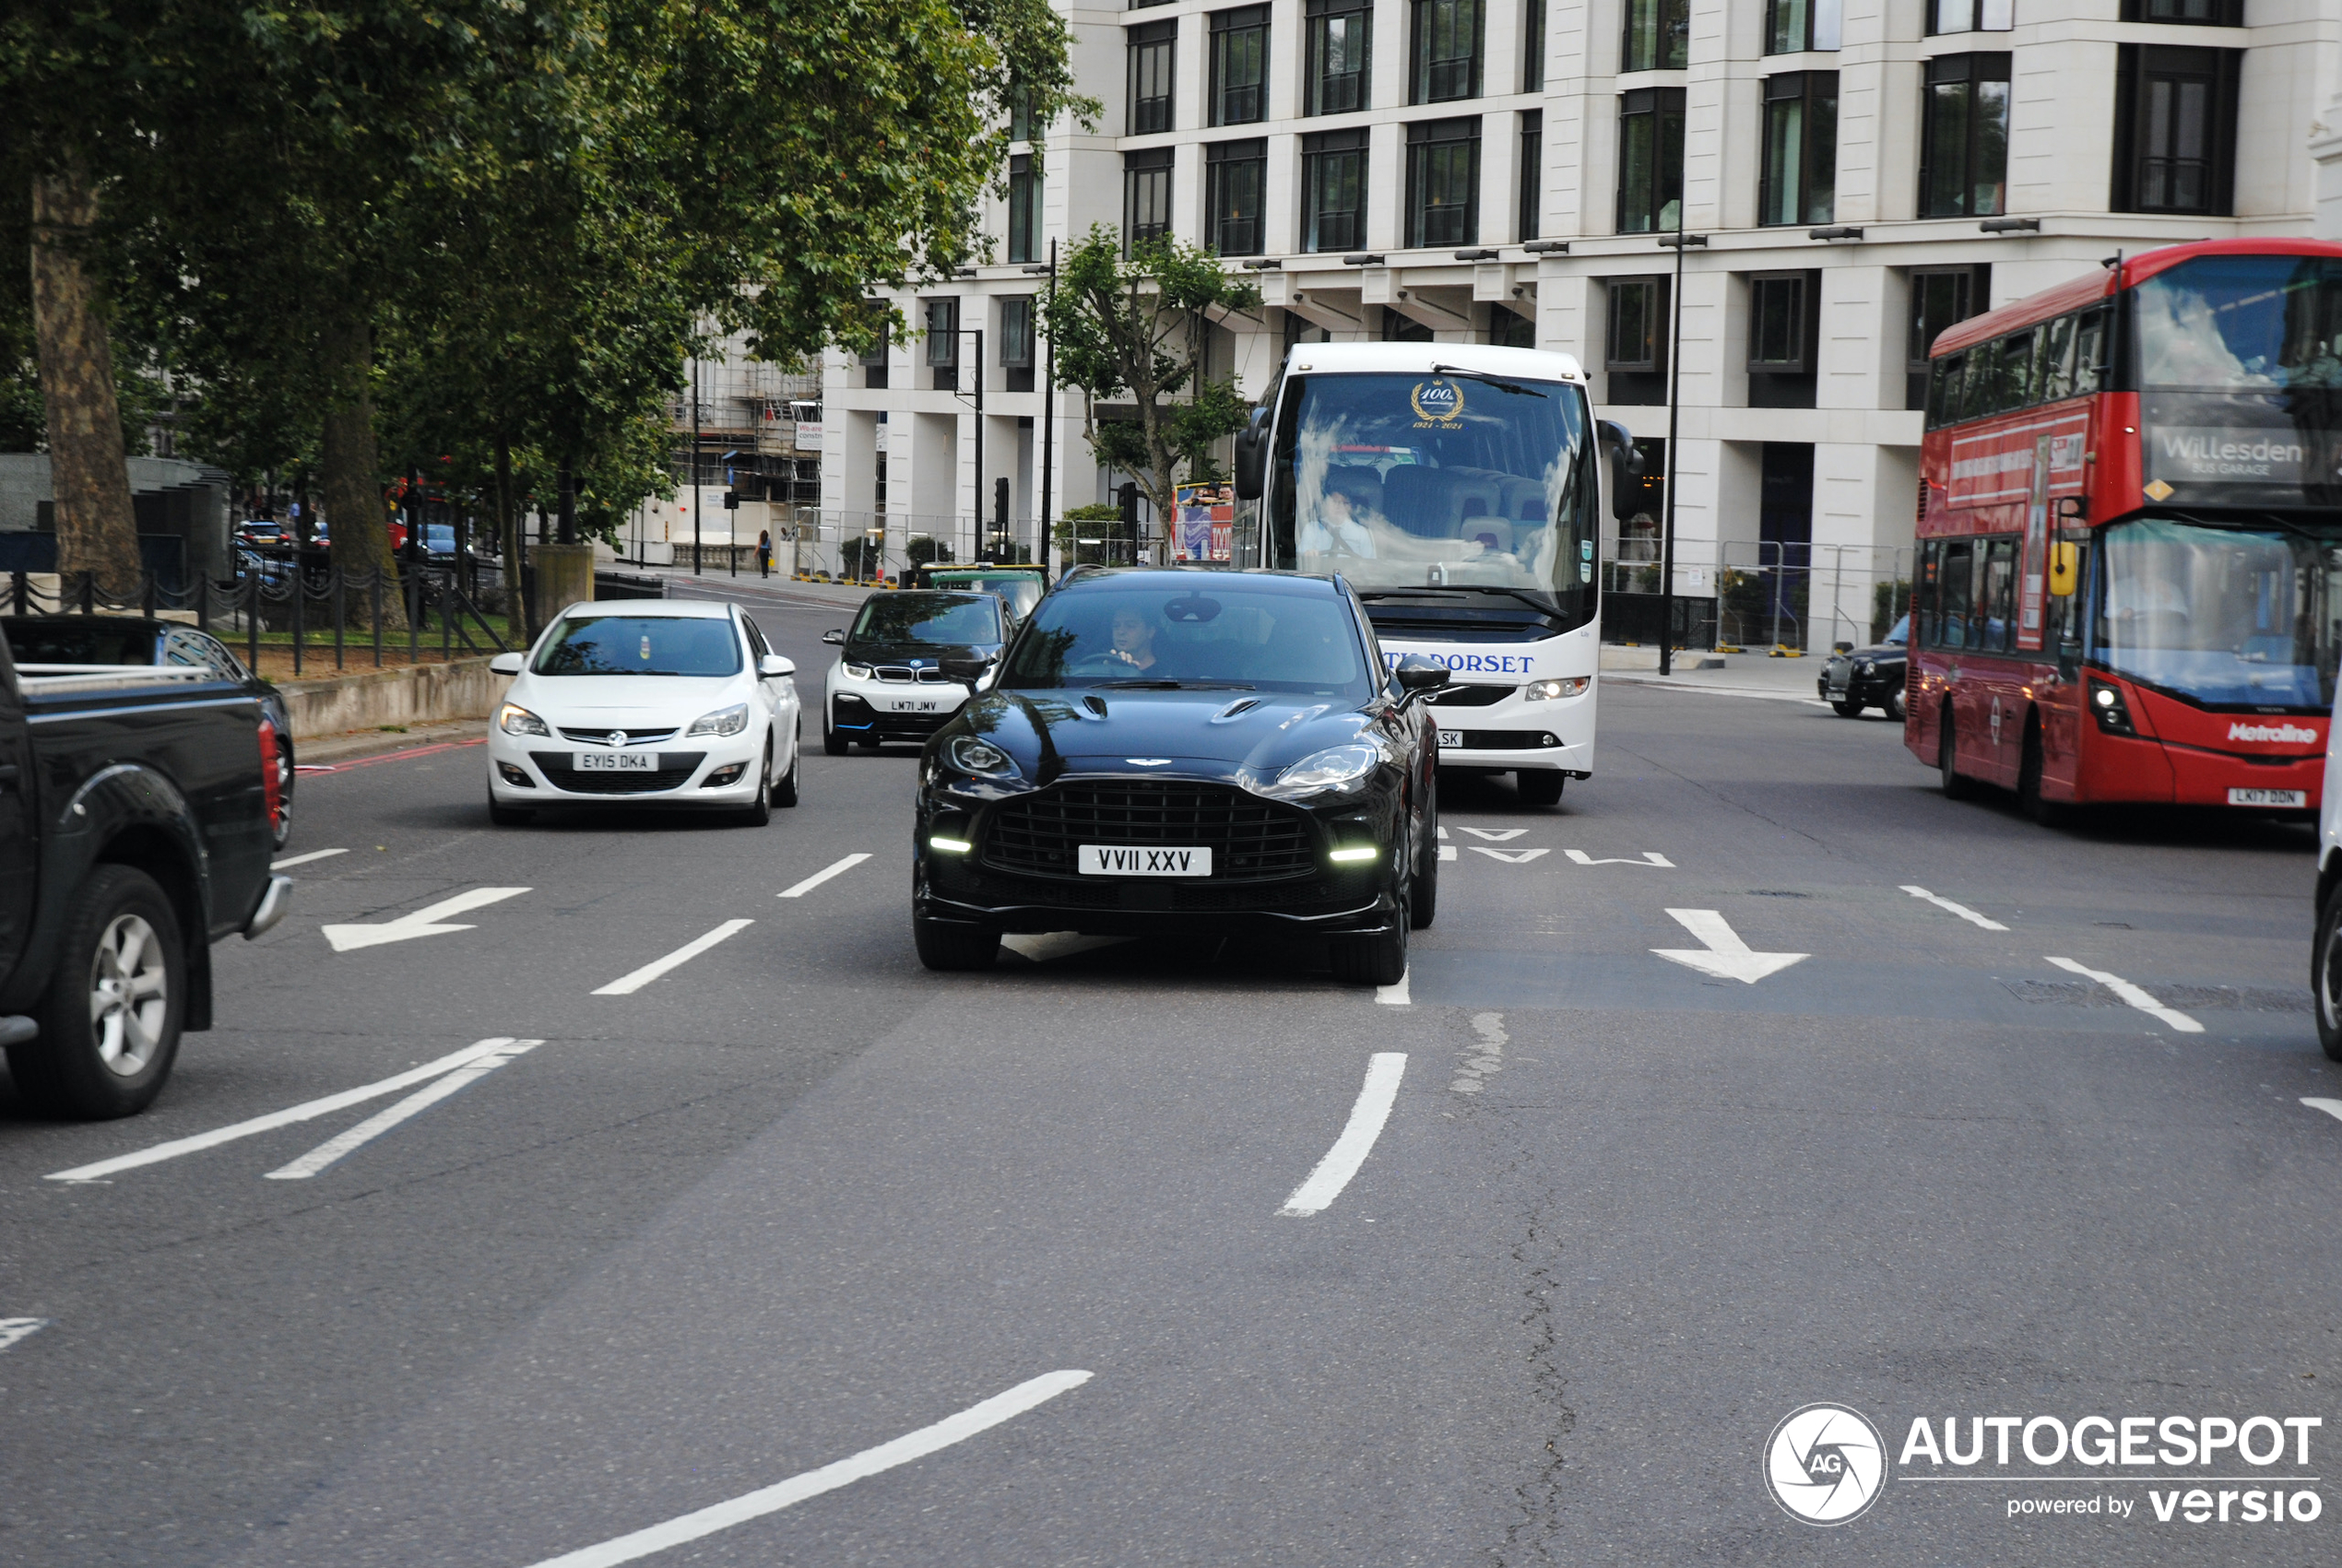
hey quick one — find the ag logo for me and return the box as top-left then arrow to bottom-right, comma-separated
1410,378 -> 1464,423
1763,1404 -> 1887,1526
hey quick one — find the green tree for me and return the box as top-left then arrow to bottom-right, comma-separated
1041,227 -> 1260,535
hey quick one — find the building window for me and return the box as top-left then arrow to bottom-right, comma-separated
1522,0 -> 1546,92
1621,0 -> 1689,73
1766,0 -> 1842,53
1518,110 -> 1543,241
860,325 -> 889,391
1489,309 -> 1535,348
1383,306 -> 1435,342
2111,44 -> 2240,215
1616,88 -> 1686,233
1301,128 -> 1369,251
1747,271 -> 1819,408
1605,276 -> 1670,406
1406,119 -> 1482,248
2120,0 -> 2242,22
1207,138 -> 1268,255
1759,72 -> 1838,227
1211,7 -> 1270,126
1928,0 -> 2014,32
926,299 -> 960,392
1128,21 -> 1177,136
1905,264 -> 1989,410
1007,155 -> 1039,265
1412,0 -> 1484,104
1124,148 -> 1174,251
1919,53 -> 2010,218
1306,0 -> 1373,115
1010,83 -> 1035,143
1000,298 -> 1035,393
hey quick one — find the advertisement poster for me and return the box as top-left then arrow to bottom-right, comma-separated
1174,483 -> 1235,562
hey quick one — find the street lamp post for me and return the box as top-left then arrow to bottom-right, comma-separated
1023,242 -> 1058,575
1656,211 -> 1706,679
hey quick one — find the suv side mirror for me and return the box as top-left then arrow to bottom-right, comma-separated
822,629 -> 846,645
1598,421 -> 1643,523
940,654 -> 993,690
1393,655 -> 1451,704
1233,406 -> 1271,501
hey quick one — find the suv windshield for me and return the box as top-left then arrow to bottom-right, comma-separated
534,615 -> 743,677
927,572 -> 1044,620
2092,516 -> 2342,709
1264,370 -> 1598,629
1001,583 -> 1373,698
851,594 -> 1002,646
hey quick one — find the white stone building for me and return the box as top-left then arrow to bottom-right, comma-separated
815,0 -> 2336,641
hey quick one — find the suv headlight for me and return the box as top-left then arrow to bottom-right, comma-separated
943,735 -> 1020,778
843,662 -> 874,679
498,702 -> 550,737
1261,743 -> 1381,799
1522,677 -> 1591,701
686,702 -> 750,737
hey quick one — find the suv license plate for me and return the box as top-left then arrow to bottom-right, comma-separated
574,750 -> 657,772
1437,729 -> 1463,748
2228,786 -> 2306,808
1078,844 -> 1212,878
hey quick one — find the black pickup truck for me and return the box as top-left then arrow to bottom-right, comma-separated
0,633 -> 290,1118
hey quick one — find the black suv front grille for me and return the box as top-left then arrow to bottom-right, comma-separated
984,779 -> 1316,882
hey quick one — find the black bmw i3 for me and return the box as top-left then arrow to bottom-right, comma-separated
910,568 -> 1449,984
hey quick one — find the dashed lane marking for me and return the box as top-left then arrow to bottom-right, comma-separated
517,1371 -> 1094,1568
2301,1099 -> 2342,1125
778,854 -> 871,899
1451,1012 -> 1505,1094
45,1038 -> 525,1183
594,920 -> 755,996
264,1040 -> 544,1178
1900,884 -> 2009,931
0,1318 -> 48,1354
1279,1053 -> 1406,1217
272,847 -> 349,869
2044,956 -> 2204,1032
1564,850 -> 1674,867
1438,844 -> 1457,861
1470,846 -> 1550,864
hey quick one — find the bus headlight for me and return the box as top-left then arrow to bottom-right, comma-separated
2088,680 -> 2136,737
1523,677 -> 1591,701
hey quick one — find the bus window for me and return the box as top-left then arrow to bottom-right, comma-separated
1982,537 -> 2017,653
1927,352 -> 1964,427
1994,329 -> 2040,413
1941,539 -> 1974,648
2073,307 -> 2108,396
1918,539 -> 1943,643
2040,314 -> 2078,403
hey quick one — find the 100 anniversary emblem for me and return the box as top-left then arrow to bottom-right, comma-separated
1410,377 -> 1463,424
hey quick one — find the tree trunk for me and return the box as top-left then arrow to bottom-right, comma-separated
29,165 -> 141,599
494,437 -> 529,645
317,313 -> 406,629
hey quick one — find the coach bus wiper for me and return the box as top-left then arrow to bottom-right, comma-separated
1359,585 -> 1567,621
1428,364 -> 1548,398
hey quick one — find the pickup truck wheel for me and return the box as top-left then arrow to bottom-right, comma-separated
1831,699 -> 1863,718
8,866 -> 185,1119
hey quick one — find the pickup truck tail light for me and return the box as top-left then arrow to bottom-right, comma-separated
257,715 -> 284,831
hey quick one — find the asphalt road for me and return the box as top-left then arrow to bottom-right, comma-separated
3,581 -> 2336,1566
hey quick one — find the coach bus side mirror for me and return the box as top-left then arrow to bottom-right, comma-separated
2049,542 -> 2080,597
1598,421 -> 1641,521
1233,407 -> 1270,501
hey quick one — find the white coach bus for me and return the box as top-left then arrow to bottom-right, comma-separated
1234,342 -> 1635,806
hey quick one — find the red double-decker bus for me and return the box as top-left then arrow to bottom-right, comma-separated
1908,238 -> 2342,820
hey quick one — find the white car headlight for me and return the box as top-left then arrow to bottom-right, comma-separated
1261,743 -> 1381,799
843,663 -> 874,679
499,702 -> 550,737
1522,677 -> 1591,701
686,702 -> 751,737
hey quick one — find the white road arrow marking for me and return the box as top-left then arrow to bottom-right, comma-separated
1460,827 -> 1528,842
1566,850 -> 1674,867
321,887 -> 528,951
0,1318 -> 48,1354
1470,846 -> 1550,864
2044,956 -> 2203,1032
2303,1098 -> 2342,1126
1651,908 -> 1808,984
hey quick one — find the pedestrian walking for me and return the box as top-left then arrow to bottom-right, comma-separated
757,529 -> 773,578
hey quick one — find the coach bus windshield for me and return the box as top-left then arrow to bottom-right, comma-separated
1265,371 -> 1599,630
2093,517 -> 2342,710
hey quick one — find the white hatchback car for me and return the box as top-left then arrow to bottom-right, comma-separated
487,599 -> 800,825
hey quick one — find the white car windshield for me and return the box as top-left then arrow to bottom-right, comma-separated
533,616 -> 742,677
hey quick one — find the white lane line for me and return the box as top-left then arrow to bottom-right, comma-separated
0,1318 -> 49,1353
1565,850 -> 1674,867
1279,1053 -> 1407,1217
2044,956 -> 2204,1032
778,854 -> 871,899
264,1041 -> 544,1179
1375,969 -> 1411,1006
45,1039 -> 521,1183
1451,1011 -> 1507,1094
593,920 -> 754,996
1437,843 -> 1456,862
271,847 -> 349,869
1900,884 -> 2009,931
518,1370 -> 1094,1568
2303,1098 -> 2342,1125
